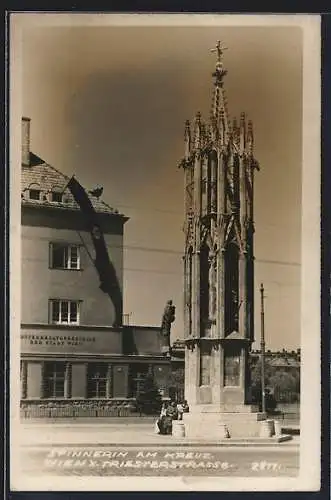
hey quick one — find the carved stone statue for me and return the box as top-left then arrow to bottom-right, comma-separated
232,289 -> 239,326
160,299 -> 176,355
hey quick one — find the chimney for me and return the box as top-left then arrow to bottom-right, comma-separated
22,117 -> 31,166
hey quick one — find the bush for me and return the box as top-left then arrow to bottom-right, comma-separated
250,357 -> 300,405
251,383 -> 277,413
136,374 -> 162,415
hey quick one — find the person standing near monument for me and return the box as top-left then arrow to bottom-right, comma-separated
182,400 -> 190,413
177,401 -> 184,421
156,401 -> 168,434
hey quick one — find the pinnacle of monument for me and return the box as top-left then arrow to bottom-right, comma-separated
209,40 -> 230,147
184,119 -> 191,159
193,111 -> 202,148
247,119 -> 254,155
239,112 -> 246,152
210,40 -> 228,81
200,121 -> 208,148
184,119 -> 191,140
232,117 -> 240,147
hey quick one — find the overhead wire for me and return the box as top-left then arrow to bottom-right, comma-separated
112,202 -> 300,231
22,236 -> 301,268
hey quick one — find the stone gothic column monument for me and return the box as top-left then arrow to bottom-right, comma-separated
179,41 -> 264,439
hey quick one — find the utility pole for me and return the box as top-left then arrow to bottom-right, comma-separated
260,283 -> 266,414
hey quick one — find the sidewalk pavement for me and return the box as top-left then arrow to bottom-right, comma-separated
20,416 -> 300,428
18,421 -> 300,449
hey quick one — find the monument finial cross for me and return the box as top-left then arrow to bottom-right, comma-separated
210,40 -> 228,64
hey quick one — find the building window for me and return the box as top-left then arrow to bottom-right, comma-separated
50,243 -> 81,270
43,362 -> 66,398
50,299 -> 80,325
128,364 -> 150,398
87,364 -> 109,398
29,189 -> 41,200
51,191 -> 63,203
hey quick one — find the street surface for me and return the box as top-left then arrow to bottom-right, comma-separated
18,421 -> 299,477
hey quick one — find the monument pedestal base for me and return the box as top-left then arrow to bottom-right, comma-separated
183,408 -> 267,439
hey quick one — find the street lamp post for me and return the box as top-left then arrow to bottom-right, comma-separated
260,283 -> 266,414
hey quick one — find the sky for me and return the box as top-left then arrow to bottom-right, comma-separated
20,20 -> 303,350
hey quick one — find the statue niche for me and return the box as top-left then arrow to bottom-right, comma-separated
209,149 -> 218,214
185,247 -> 193,336
224,240 -> 239,335
200,243 -> 210,336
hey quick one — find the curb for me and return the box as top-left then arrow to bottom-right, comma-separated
21,424 -> 299,434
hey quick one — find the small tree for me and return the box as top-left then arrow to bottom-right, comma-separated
269,371 -> 299,403
169,367 -> 185,403
136,373 -> 162,415
250,359 -> 273,389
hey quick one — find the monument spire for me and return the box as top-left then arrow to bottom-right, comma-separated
210,40 -> 229,145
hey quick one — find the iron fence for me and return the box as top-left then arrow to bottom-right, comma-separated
273,389 -> 300,404
20,400 -> 136,419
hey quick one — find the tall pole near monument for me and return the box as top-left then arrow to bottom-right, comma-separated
260,283 -> 266,414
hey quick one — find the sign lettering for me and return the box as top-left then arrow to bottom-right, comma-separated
21,334 -> 96,347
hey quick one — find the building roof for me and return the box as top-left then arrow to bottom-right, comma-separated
286,358 -> 300,367
268,357 -> 300,368
21,152 -> 125,217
